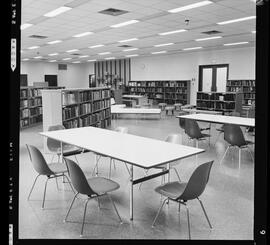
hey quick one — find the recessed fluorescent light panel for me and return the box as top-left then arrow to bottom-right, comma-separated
22,58 -> 29,61
48,53 -> 58,56
89,44 -> 104,48
168,1 -> 212,13
154,43 -> 174,47
47,40 -> 62,44
224,42 -> 249,46
158,29 -> 187,35
151,51 -> 167,54
33,56 -> 42,59
195,36 -> 222,41
49,60 -> 57,62
21,23 -> 33,30
98,52 -> 111,55
87,59 -> 96,62
72,61 -> 81,63
105,57 -> 115,60
62,58 -> 72,60
73,32 -> 93,38
27,46 -> 40,50
125,54 -> 138,57
118,38 -> 138,43
123,48 -> 138,52
44,6 -> 72,17
217,16 -> 256,25
111,20 -> 139,28
66,49 -> 79,53
79,55 -> 89,58
183,47 -> 202,50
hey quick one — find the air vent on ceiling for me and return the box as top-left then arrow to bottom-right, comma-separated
58,64 -> 67,70
71,53 -> 80,55
29,35 -> 48,39
99,8 -> 128,16
201,30 -> 222,35
118,45 -> 132,48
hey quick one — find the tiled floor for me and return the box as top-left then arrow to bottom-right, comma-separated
19,113 -> 254,239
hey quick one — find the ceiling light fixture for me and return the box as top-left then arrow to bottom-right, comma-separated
195,36 -> 222,41
89,44 -> 104,48
182,47 -> 202,50
125,54 -> 138,57
105,57 -> 115,60
21,23 -> 33,30
118,38 -> 138,43
79,55 -> 89,58
66,49 -> 79,53
33,56 -> 42,59
217,16 -> 256,25
154,43 -> 174,47
27,46 -> 40,50
43,6 -> 72,17
224,42 -> 249,46
168,1 -> 213,13
98,52 -> 111,55
48,53 -> 58,56
158,29 -> 187,35
47,40 -> 62,44
123,48 -> 138,52
73,32 -> 93,38
151,51 -> 167,54
22,58 -> 29,61
87,59 -> 96,62
111,20 -> 139,28
72,61 -> 81,63
49,60 -> 57,62
62,58 -> 72,60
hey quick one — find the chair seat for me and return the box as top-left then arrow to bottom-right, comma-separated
155,181 -> 187,200
48,162 -> 68,174
51,145 -> 82,156
87,177 -> 120,195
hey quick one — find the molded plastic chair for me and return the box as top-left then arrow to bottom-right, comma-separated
139,134 -> 183,189
26,144 -> 74,209
47,125 -> 83,164
152,161 -> 214,239
220,124 -> 254,169
64,158 -> 122,237
185,119 -> 211,147
93,127 -> 130,178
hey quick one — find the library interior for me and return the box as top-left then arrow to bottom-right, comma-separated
19,0 -> 257,240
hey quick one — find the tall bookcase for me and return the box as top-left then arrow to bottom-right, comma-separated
127,80 -> 190,105
42,87 -> 111,134
196,92 -> 243,114
20,86 -> 64,129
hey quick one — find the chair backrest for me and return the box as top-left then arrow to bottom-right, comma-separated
165,134 -> 182,145
115,127 -> 128,134
185,119 -> 203,139
47,125 -> 66,151
223,124 -> 247,147
26,144 -> 54,176
65,158 -> 97,196
178,161 -> 214,201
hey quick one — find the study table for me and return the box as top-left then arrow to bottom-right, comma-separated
40,126 -> 204,220
176,113 -> 255,127
181,109 -> 223,115
122,95 -> 148,107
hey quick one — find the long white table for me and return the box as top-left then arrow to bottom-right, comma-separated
182,109 -> 223,115
177,113 -> 255,127
40,126 -> 204,220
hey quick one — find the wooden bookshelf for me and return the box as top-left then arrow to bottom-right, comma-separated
41,87 -> 111,134
20,86 -> 64,129
196,92 -> 243,114
127,80 -> 190,105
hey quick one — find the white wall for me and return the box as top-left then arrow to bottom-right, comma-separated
130,46 -> 255,104
21,61 -> 94,88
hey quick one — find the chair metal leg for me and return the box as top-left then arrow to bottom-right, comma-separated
64,193 -> 78,222
152,198 -> 168,227
74,155 -> 80,165
55,177 -> 60,191
178,202 -> 181,213
185,204 -> 191,239
197,198 -> 212,229
42,178 -> 49,209
220,146 -> 230,165
97,197 -> 101,210
80,199 -> 90,237
238,148 -> 241,169
107,194 -> 123,224
139,169 -> 149,190
113,159 -> 116,170
27,174 -> 41,200
124,162 -> 130,175
109,158 -> 112,179
57,154 -> 60,163
172,167 -> 181,182
63,174 -> 76,194
247,146 -> 254,162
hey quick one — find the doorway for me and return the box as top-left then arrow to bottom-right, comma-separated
198,64 -> 229,92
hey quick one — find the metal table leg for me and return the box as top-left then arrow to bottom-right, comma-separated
130,164 -> 133,220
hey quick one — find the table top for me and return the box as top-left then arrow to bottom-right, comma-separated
177,113 -> 255,127
111,107 -> 161,114
40,127 -> 204,169
182,109 -> 223,115
122,95 -> 146,99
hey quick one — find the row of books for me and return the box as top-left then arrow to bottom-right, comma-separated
20,90 -> 28,98
29,115 -> 42,124
29,89 -> 42,97
79,91 -> 92,102
243,87 -> 255,92
244,93 -> 255,99
29,107 -> 42,116
28,98 -> 42,107
20,119 -> 29,128
62,106 -> 79,121
197,101 -> 235,110
79,109 -> 111,127
62,93 -> 77,105
20,109 -> 29,118
227,80 -> 255,87
92,99 -> 110,111
63,119 -> 79,129
92,90 -> 110,100
197,92 -> 236,101
20,99 -> 28,108
128,81 -> 188,87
